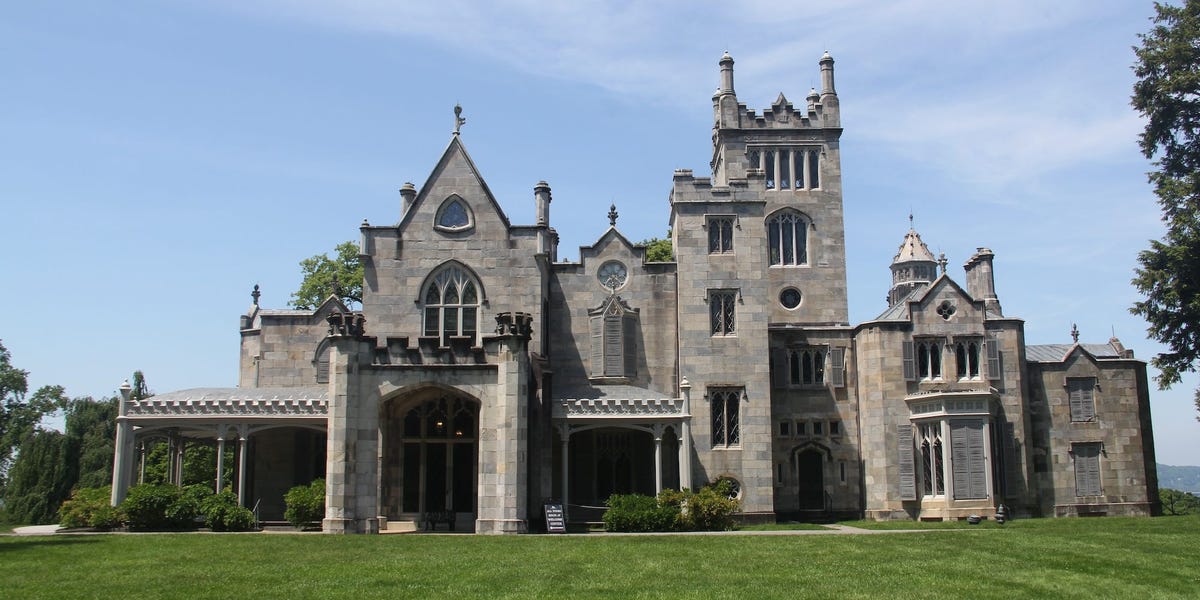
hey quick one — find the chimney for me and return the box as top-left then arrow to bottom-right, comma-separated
963,248 -> 1002,316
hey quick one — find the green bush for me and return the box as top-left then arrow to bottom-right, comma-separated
58,486 -> 122,530
284,479 -> 325,529
603,493 -> 680,532
201,490 -> 256,531
120,484 -> 207,530
121,484 -> 181,530
686,480 -> 740,531
601,481 -> 741,532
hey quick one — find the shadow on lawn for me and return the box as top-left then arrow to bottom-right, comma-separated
0,535 -> 101,554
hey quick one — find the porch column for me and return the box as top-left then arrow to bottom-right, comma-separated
175,438 -> 186,486
679,378 -> 693,491
110,380 -> 135,506
558,424 -> 570,518
237,425 -> 248,506
138,441 -> 145,485
215,426 -> 226,494
653,424 -> 664,495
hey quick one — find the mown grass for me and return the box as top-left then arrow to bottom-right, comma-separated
2,516 -> 1197,599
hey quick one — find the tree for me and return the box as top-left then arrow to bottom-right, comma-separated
290,241 -> 364,310
0,341 -> 66,495
2,430 -> 73,524
638,231 -> 673,262
1160,488 -> 1200,515
64,396 -> 118,489
1130,1 -> 1200,418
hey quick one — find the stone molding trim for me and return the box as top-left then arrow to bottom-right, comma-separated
124,387 -> 329,418
553,396 -> 686,418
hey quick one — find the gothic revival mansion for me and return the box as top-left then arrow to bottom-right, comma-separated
109,53 -> 1159,533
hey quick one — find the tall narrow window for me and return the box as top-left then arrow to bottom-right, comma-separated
767,211 -> 808,266
1068,378 -> 1096,422
917,341 -> 942,379
711,388 -> 741,448
808,150 -> 820,188
588,295 -> 638,379
707,216 -> 734,254
1073,442 -> 1102,496
793,150 -> 806,189
955,341 -> 981,379
710,290 -> 737,336
764,150 -> 776,189
919,423 -> 945,496
779,149 -> 791,189
422,265 -> 481,346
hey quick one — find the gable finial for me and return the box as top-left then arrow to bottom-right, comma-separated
608,203 -> 619,227
937,252 -> 948,275
251,284 -> 261,306
1071,323 -> 1080,344
454,104 -> 466,135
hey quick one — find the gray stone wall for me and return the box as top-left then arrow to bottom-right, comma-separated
239,309 -> 334,388
1028,353 -> 1158,516
360,140 -> 547,355
547,231 -> 678,398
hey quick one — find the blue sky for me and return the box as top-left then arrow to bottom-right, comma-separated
2,1 -> 1195,465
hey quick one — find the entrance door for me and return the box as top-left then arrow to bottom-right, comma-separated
384,395 -> 478,524
797,450 -> 824,510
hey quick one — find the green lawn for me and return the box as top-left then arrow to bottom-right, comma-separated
2,516 -> 1196,599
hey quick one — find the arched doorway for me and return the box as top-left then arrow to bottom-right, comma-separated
381,393 -> 479,524
796,449 -> 824,511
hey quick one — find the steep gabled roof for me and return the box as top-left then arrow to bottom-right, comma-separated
397,134 -> 511,230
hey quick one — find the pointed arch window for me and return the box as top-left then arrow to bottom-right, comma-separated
767,211 -> 809,266
422,265 -> 481,345
435,195 -> 473,232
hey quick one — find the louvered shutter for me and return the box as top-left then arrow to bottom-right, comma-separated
830,348 -> 846,388
1074,443 -> 1102,496
986,336 -> 1001,381
589,315 -> 603,376
771,348 -> 788,388
1069,379 -> 1096,422
897,424 -> 917,500
603,316 -> 623,376
902,341 -> 916,381
951,419 -> 987,499
623,314 -> 637,377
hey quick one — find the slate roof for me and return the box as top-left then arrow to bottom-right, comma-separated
1024,343 -> 1122,363
554,384 -> 676,402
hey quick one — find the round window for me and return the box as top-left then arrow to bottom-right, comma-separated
780,287 -> 802,309
597,261 -> 628,290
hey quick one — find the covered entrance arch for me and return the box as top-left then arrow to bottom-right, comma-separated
381,391 -> 479,528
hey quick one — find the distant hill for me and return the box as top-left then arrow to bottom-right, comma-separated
1158,464 -> 1200,494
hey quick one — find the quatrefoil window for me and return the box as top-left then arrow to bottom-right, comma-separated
936,300 -> 956,320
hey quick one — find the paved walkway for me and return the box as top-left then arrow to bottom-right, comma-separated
8,523 -> 973,537
11,525 -> 61,536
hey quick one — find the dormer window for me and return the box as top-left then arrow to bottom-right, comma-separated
435,195 -> 473,232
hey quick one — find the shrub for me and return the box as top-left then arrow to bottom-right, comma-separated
59,486 -> 122,530
121,484 -> 181,530
201,490 -> 256,531
603,493 -> 679,532
120,484 -> 206,530
284,479 -> 326,529
601,481 -> 741,533
686,480 -> 740,531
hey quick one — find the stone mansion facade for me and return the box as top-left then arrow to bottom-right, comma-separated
110,53 -> 1160,532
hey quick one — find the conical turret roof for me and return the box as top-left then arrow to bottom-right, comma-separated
892,227 -> 937,264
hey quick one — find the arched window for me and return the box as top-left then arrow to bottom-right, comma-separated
422,265 -> 480,346
435,195 -> 473,231
767,211 -> 808,266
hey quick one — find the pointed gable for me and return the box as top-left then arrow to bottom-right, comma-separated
398,135 -> 512,235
